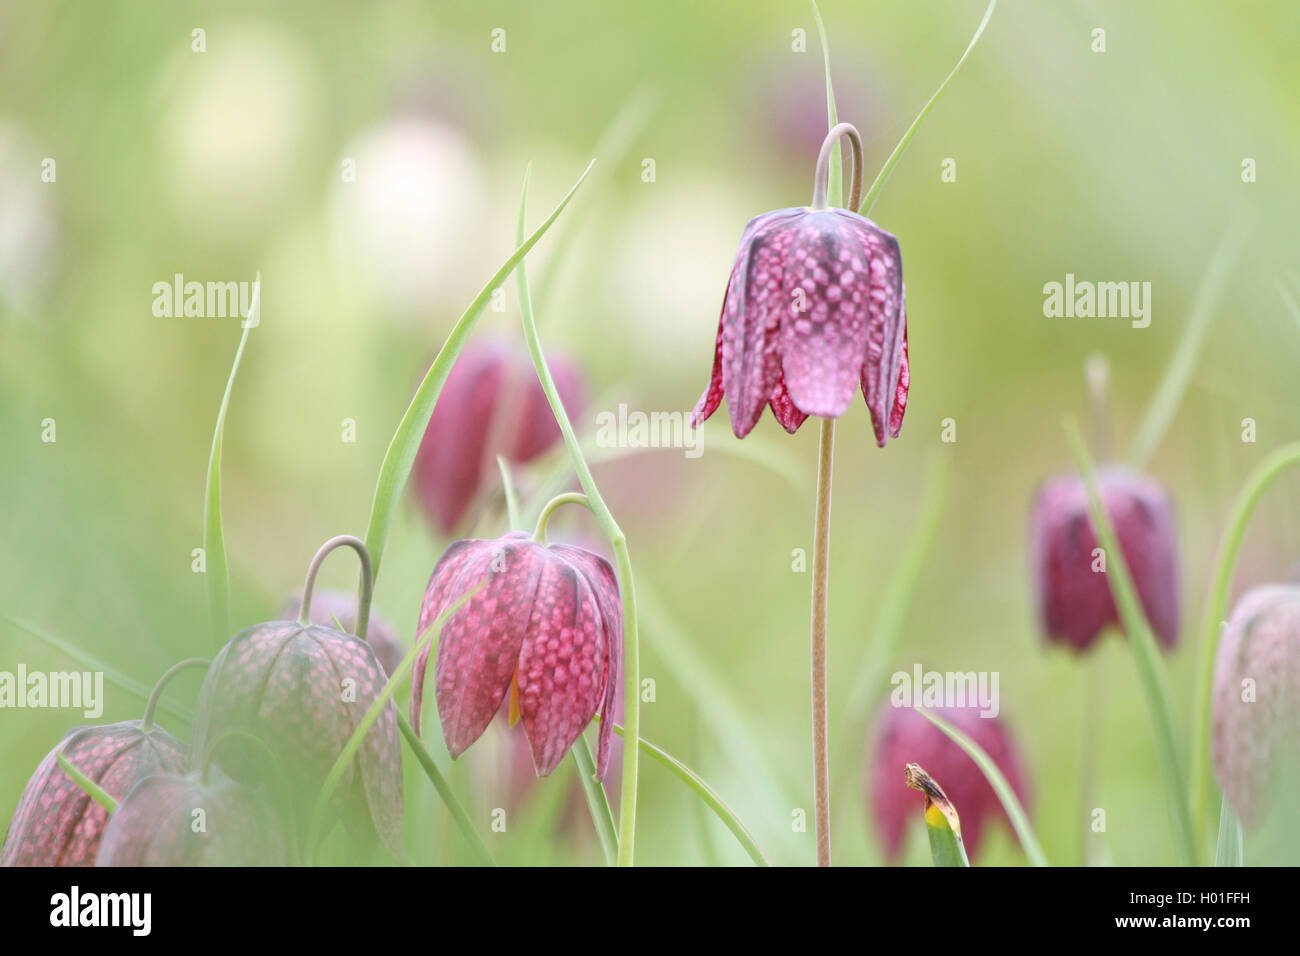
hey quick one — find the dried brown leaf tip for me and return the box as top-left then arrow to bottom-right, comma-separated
904,762 -> 962,838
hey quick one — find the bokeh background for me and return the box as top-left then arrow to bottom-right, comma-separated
2,0 -> 1298,865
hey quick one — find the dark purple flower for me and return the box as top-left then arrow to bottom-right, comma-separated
279,588 -> 405,679
413,338 -> 586,534
96,769 -> 286,866
1,721 -> 187,867
869,704 -> 1030,863
1030,467 -> 1180,652
1213,585 -> 1300,828
412,531 -> 621,778
191,619 -> 403,856
690,207 -> 908,444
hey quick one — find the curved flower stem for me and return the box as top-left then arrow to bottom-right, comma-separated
810,416 -> 835,866
1190,441 -> 1300,838
810,123 -> 863,212
603,719 -> 770,866
532,492 -> 592,545
141,658 -> 209,732
515,165 -> 641,866
297,535 -> 373,641
858,0 -> 998,218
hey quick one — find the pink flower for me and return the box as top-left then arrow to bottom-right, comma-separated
868,703 -> 1030,862
690,207 -> 908,444
412,532 -> 621,778
1029,468 -> 1180,652
1212,585 -> 1300,827
279,588 -> 406,679
413,339 -> 586,534
1,721 -> 187,866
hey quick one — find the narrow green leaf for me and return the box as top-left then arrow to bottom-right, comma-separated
57,750 -> 117,813
917,707 -> 1048,866
361,160 -> 596,581
496,455 -> 523,531
605,719 -> 770,867
1064,420 -> 1197,865
1215,798 -> 1243,867
859,0 -> 998,217
204,282 -> 258,649
571,734 -> 619,867
1128,213 -> 1251,468
809,0 -> 841,208
1189,441 -> 1300,835
905,763 -> 970,867
1,613 -> 193,725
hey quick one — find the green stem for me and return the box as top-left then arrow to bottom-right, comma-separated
397,711 -> 496,867
1190,441 -> 1300,837
57,749 -> 117,813
361,160 -> 595,582
306,580 -> 483,860
532,492 -> 591,545
297,535 -> 373,640
515,166 -> 641,866
1065,420 -> 1197,865
917,707 -> 1048,866
605,719 -> 770,866
204,282 -> 257,650
858,0 -> 998,218
810,417 -> 834,867
141,658 -> 209,731
809,0 -> 842,208
497,456 -> 523,531
572,734 -> 619,867
1214,798 -> 1244,867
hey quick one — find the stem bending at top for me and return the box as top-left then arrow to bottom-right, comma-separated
811,123 -> 864,212
297,535 -> 373,641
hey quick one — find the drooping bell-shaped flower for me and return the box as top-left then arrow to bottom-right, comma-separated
1029,467 -> 1180,652
691,124 -> 908,444
191,537 -> 403,856
412,531 -> 621,778
413,338 -> 586,534
868,703 -> 1030,863
1212,585 -> 1300,827
96,769 -> 286,866
279,588 -> 405,679
1,720 -> 187,867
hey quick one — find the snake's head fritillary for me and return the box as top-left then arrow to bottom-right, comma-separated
411,532 -> 621,779
868,703 -> 1030,863
96,769 -> 286,866
1,721 -> 188,867
279,588 -> 405,679
1029,467 -> 1180,653
1212,585 -> 1300,828
191,618 -> 403,857
413,338 -> 587,534
691,206 -> 908,444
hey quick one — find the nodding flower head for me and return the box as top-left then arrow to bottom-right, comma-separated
413,338 -> 586,534
1,721 -> 187,867
1213,585 -> 1300,828
191,537 -> 403,856
1029,467 -> 1180,653
868,703 -> 1029,863
691,123 -> 908,444
411,531 -> 621,779
96,769 -> 287,866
